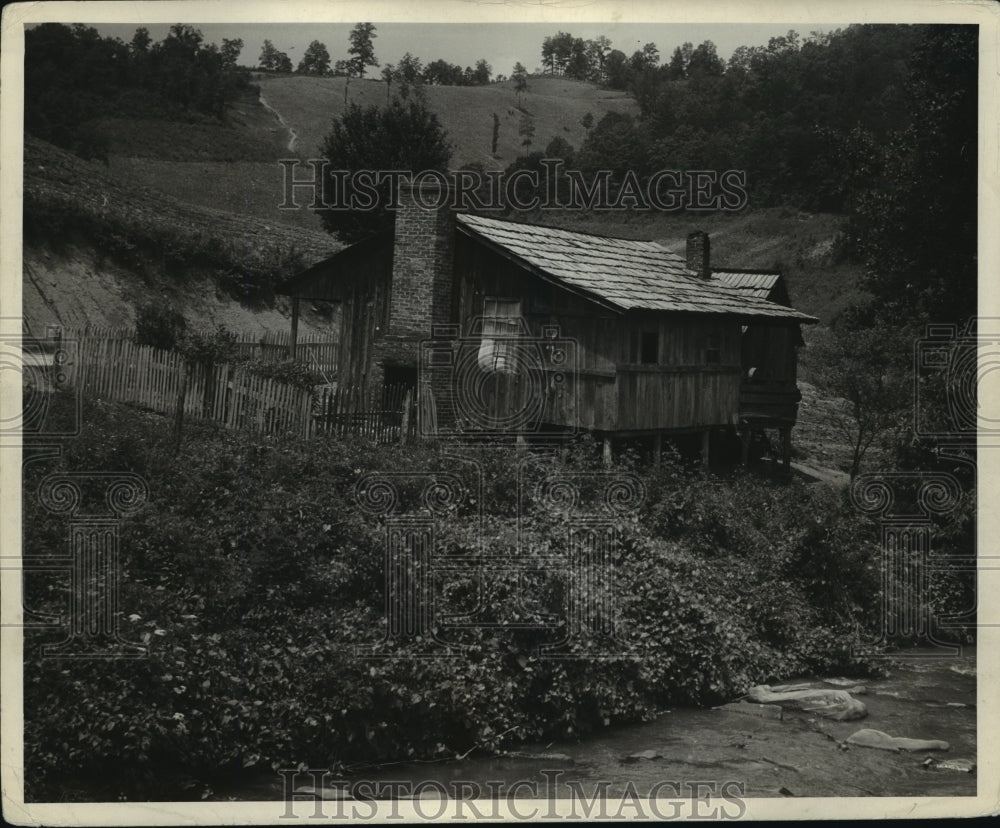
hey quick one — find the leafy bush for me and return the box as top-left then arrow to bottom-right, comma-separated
245,359 -> 326,391
135,302 -> 187,350
24,395 -> 900,801
178,326 -> 240,365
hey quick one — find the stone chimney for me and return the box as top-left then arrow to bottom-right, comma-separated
387,177 -> 455,337
686,231 -> 711,280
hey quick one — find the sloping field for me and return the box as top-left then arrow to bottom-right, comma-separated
22,136 -> 340,334
86,74 -> 863,323
255,74 -> 640,168
103,157 -> 321,234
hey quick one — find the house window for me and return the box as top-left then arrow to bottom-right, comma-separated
629,330 -> 659,364
478,297 -> 521,373
705,333 -> 721,365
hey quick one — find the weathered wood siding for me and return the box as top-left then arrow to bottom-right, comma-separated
334,247 -> 393,391
454,234 -> 744,433
455,233 -> 619,431
616,314 -> 741,431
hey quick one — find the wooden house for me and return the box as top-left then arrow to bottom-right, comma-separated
277,181 -> 817,465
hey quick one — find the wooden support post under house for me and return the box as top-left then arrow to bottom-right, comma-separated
701,429 -> 710,468
603,437 -> 612,468
516,432 -> 527,453
289,296 -> 300,361
653,433 -> 662,467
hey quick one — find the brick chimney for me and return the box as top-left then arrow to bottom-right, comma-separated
686,231 -> 711,280
368,177 -> 455,398
387,178 -> 455,337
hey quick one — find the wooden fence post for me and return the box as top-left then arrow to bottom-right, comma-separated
400,389 -> 412,445
173,359 -> 189,454
289,297 -> 300,361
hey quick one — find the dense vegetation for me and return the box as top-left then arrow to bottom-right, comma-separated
530,25 -> 975,246
517,24 -> 977,479
22,391 -> 974,801
19,21 -> 980,801
24,23 -> 252,159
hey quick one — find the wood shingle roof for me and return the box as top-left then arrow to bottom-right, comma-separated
711,270 -> 783,300
456,215 -> 816,323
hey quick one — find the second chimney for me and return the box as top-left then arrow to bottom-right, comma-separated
686,231 -> 711,280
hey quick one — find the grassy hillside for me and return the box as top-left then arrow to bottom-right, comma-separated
73,74 -> 864,324
254,74 -> 639,168
23,136 -> 339,334
95,75 -> 639,233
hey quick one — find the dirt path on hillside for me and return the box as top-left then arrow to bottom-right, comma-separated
259,93 -> 298,153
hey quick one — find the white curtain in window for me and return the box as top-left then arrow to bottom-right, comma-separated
478,298 -> 521,373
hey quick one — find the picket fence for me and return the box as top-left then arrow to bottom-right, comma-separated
54,327 -> 340,381
51,332 -> 413,443
313,382 -> 417,443
235,330 -> 340,378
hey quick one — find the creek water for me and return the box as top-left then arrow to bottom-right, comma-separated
226,651 -> 976,802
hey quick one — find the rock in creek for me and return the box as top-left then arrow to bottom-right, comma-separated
294,785 -> 354,800
718,701 -> 783,720
846,728 -> 950,753
928,758 -> 975,773
623,749 -> 664,762
503,751 -> 573,762
746,685 -> 867,721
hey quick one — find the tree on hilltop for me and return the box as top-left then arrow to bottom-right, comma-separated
259,39 -> 292,73
348,22 -> 378,78
512,62 -> 528,106
220,38 -> 243,70
297,40 -> 331,76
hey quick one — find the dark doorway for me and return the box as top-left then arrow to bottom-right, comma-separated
382,364 -> 417,406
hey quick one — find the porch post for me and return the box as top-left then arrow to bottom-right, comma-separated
781,427 -> 792,474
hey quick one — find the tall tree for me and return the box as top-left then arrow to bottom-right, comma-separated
424,59 -> 464,86
688,40 -> 724,78
381,65 -> 395,101
317,97 -> 452,243
258,39 -> 280,71
297,40 -> 330,75
473,58 -> 492,85
348,22 -> 378,78
274,51 -> 293,73
220,37 -> 243,70
604,49 -> 629,88
585,36 -> 611,81
810,320 -> 910,479
844,24 -> 977,324
512,62 -> 528,106
130,27 -> 151,55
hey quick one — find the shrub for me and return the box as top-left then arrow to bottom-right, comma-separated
23,394 -> 896,801
135,302 -> 187,350
245,359 -> 325,391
